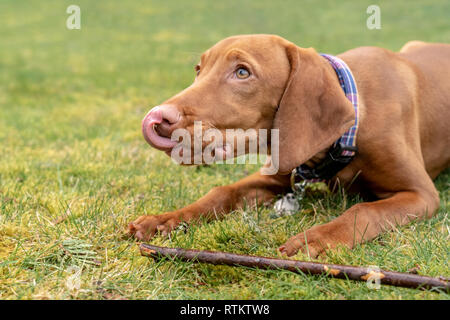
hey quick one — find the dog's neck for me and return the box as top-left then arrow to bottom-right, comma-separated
303,147 -> 328,168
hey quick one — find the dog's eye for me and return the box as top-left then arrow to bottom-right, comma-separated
236,67 -> 250,79
195,65 -> 200,76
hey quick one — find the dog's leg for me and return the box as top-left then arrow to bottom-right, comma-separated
128,172 -> 290,241
279,177 -> 440,257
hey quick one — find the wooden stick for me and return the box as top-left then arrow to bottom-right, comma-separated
140,244 -> 449,291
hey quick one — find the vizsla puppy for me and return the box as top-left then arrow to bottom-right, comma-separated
128,35 -> 450,257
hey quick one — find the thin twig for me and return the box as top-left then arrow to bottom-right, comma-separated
140,244 -> 449,291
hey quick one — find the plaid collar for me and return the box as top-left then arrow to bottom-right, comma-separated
293,53 -> 359,182
321,53 -> 359,156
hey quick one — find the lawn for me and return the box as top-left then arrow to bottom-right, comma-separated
0,0 -> 449,300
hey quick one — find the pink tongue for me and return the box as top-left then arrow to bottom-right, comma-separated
142,107 -> 177,150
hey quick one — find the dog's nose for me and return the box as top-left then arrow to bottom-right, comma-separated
142,105 -> 181,150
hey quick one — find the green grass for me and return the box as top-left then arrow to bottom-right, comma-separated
0,0 -> 449,300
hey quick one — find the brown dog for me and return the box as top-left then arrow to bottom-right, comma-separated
128,35 -> 450,258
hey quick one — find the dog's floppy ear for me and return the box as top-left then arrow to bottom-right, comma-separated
272,44 -> 355,174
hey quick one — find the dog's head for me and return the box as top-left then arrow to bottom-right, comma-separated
142,34 -> 354,174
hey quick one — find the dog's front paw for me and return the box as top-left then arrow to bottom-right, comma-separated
278,223 -> 352,258
128,213 -> 181,241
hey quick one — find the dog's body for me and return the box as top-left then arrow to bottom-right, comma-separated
129,35 -> 450,257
